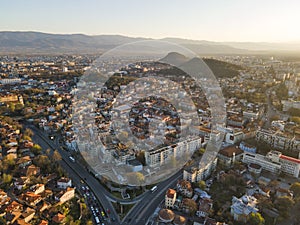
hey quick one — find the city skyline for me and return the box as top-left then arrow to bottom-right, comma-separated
1,0 -> 300,43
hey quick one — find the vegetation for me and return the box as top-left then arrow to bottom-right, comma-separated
203,58 -> 244,78
248,212 -> 265,225
275,83 -> 289,100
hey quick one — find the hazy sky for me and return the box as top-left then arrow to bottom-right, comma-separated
1,0 -> 300,42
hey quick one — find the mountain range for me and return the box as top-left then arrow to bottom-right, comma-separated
0,31 -> 300,54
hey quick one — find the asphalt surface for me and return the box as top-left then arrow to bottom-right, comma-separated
28,124 -> 184,225
28,125 -> 120,225
122,171 -> 182,225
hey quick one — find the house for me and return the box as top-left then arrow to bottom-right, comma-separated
26,165 -> 40,177
14,177 -> 30,190
21,192 -> 42,206
217,146 -> 243,167
0,189 -> 10,207
173,214 -> 187,225
30,184 -> 45,195
21,207 -> 35,223
17,156 -> 32,168
52,213 -> 65,224
158,209 -> 175,223
57,187 -> 75,204
196,198 -> 213,217
177,180 -> 193,198
230,195 -> 258,222
276,188 -> 293,198
57,177 -> 72,189
183,158 -> 218,183
39,220 -> 49,225
16,219 -> 31,225
165,188 -> 177,208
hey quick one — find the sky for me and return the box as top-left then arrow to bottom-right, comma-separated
1,0 -> 300,42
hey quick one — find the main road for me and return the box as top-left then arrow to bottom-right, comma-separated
28,124 -> 120,224
27,124 -> 183,225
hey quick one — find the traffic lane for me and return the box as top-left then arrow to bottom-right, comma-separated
133,175 -> 181,225
31,128 -> 120,224
123,171 -> 182,224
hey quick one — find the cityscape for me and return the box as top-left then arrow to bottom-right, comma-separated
1,1 -> 300,225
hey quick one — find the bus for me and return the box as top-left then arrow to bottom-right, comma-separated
150,186 -> 158,193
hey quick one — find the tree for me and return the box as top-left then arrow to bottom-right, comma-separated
248,212 -> 265,225
31,144 -> 42,155
53,150 -> 62,162
275,196 -> 294,218
136,151 -> 145,165
127,172 -> 145,186
2,173 -> 12,183
290,182 -> 300,198
24,128 -> 33,137
183,198 -> 197,215
198,180 -> 206,190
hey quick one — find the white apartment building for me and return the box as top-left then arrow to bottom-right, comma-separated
183,157 -> 218,182
279,154 -> 300,177
165,188 -> 177,209
243,150 -> 300,178
145,137 -> 202,167
256,129 -> 300,151
242,152 -> 281,174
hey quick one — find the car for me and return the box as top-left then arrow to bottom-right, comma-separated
69,156 -> 75,162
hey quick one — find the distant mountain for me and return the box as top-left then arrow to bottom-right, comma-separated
0,31 -> 147,54
0,31 -> 299,54
0,31 -> 250,55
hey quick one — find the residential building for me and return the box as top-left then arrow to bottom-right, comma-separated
165,188 -> 177,209
57,177 -> 72,189
57,187 -> 75,204
243,150 -> 300,178
177,180 -> 193,198
256,129 -> 300,151
230,195 -> 258,222
183,158 -> 218,183
158,209 -> 175,223
239,141 -> 256,153
145,137 -> 202,167
242,152 -> 281,174
217,146 -> 243,167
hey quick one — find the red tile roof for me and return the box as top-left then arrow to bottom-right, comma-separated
280,155 -> 300,164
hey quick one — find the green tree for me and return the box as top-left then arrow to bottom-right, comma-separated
198,180 -> 206,190
248,212 -> 265,225
31,144 -> 42,155
2,173 -> 12,184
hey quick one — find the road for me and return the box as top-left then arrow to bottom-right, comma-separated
28,125 -> 120,225
28,124 -> 184,225
122,171 -> 182,225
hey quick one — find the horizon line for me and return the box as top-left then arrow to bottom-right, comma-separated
1,30 -> 299,44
